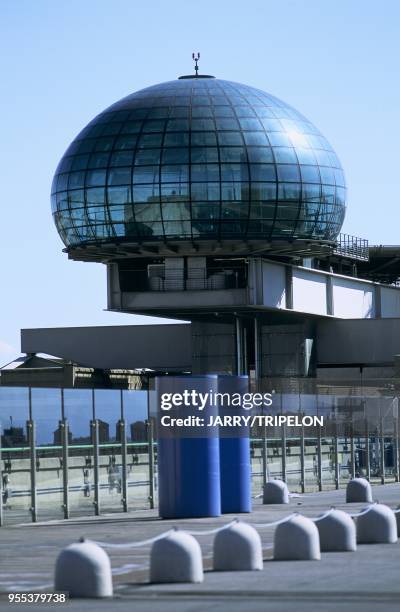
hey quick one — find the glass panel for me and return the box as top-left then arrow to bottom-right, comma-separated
220,164 -> 249,181
191,182 -> 220,201
124,391 -> 150,510
0,387 -> 29,447
191,147 -> 219,163
87,152 -> 110,169
0,388 -> 31,524
217,132 -> 243,146
162,148 -> 189,164
137,134 -> 163,148
276,164 -> 300,182
164,132 -> 189,146
247,147 -> 274,163
300,165 -> 320,183
134,149 -> 161,165
250,164 -> 276,181
85,170 -> 106,187
243,132 -> 269,146
107,167 -> 131,186
94,391 -> 123,513
30,389 -> 63,520
63,389 -> 94,517
161,165 -> 189,182
191,164 -> 220,181
273,147 -> 297,163
191,132 -> 217,146
31,388 -> 61,447
132,166 -> 159,184
94,390 -> 121,442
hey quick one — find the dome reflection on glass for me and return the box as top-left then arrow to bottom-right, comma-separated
51,77 -> 346,248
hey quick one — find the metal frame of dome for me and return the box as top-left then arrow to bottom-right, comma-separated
51,75 -> 346,262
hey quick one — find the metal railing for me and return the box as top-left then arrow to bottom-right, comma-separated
1,383 -> 400,526
2,425 -> 400,526
334,233 -> 369,261
0,419 -> 155,527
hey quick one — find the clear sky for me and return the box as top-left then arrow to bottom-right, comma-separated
1,0 -> 399,364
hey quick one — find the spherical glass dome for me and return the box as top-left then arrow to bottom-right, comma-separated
51,76 -> 346,249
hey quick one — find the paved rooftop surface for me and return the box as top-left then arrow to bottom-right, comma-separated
1,483 -> 400,611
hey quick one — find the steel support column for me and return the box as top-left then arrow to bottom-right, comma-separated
395,416 -> 400,482
120,419 -> 128,512
317,424 -> 322,491
28,420 -> 37,523
61,419 -> 69,519
300,426 -> 305,493
91,419 -> 100,516
334,426 -> 339,489
147,418 -> 155,510
350,433 -> 356,479
281,424 -> 287,482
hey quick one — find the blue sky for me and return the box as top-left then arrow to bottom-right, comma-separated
1,0 -> 399,363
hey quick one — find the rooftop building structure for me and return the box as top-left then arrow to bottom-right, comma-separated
44,67 -> 400,386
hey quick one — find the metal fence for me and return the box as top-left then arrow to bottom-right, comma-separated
334,232 -> 369,261
1,384 -> 399,526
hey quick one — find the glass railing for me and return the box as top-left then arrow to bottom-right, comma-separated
1,383 -> 399,525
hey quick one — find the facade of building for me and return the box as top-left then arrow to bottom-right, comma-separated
0,353 -> 144,389
3,70 -> 400,386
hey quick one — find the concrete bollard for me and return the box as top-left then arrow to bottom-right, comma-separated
396,506 -> 400,537
356,503 -> 398,544
150,530 -> 203,583
346,478 -> 372,503
274,515 -> 320,560
213,522 -> 263,571
315,509 -> 357,552
263,479 -> 289,505
54,541 -> 113,598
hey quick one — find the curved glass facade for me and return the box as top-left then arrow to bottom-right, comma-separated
51,77 -> 346,247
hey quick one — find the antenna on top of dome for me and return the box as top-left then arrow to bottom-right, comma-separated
192,52 -> 200,77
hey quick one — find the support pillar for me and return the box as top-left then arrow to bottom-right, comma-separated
91,420 -> 100,516
255,318 -> 267,487
119,419 -> 128,512
334,425 -> 339,489
300,425 -> 305,493
281,424 -> 287,482
380,416 -> 385,485
61,419 -> 69,519
317,423 -> 323,491
394,415 -> 399,483
28,420 -> 37,523
147,417 -> 155,510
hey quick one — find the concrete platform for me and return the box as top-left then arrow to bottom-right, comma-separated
1,484 -> 400,611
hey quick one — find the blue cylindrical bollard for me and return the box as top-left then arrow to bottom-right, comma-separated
220,437 -> 251,513
158,437 -> 221,518
156,375 -> 221,519
218,376 -> 251,513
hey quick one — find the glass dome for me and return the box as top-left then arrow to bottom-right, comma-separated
51,76 -> 346,249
